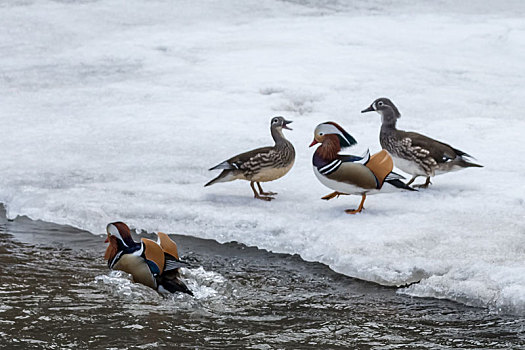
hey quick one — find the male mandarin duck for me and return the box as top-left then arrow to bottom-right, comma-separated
362,98 -> 482,188
104,222 -> 193,296
310,122 -> 415,214
205,116 -> 295,201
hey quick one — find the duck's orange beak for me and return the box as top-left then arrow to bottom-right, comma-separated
309,139 -> 319,147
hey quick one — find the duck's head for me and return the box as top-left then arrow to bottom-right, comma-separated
309,122 -> 357,149
361,97 -> 401,120
105,222 -> 136,248
270,116 -> 293,131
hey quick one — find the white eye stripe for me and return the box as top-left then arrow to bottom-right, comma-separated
107,223 -> 119,236
314,124 -> 353,146
107,223 -> 128,247
315,124 -> 340,136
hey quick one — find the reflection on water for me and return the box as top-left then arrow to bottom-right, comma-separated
0,212 -> 524,349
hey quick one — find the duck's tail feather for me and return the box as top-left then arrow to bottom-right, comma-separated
385,171 -> 405,181
209,160 -> 235,171
438,157 -> 483,173
451,147 -> 470,158
204,170 -> 236,187
451,148 -> 483,167
158,270 -> 193,296
164,257 -> 188,271
385,178 -> 417,191
457,157 -> 483,168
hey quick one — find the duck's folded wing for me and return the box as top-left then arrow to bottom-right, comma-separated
209,146 -> 273,170
324,161 -> 378,189
229,146 -> 273,165
388,132 -> 437,173
401,131 -> 463,163
236,147 -> 281,171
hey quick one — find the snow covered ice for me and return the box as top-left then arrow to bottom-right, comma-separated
1,0 -> 524,314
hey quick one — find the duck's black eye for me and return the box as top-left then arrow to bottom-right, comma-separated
377,101 -> 384,106
272,118 -> 278,123
319,132 -> 324,136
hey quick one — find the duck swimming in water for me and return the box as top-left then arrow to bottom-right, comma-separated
104,222 -> 193,296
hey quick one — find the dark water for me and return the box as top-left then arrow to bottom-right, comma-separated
0,210 -> 524,349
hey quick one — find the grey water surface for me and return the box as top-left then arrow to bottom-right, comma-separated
0,209 -> 524,349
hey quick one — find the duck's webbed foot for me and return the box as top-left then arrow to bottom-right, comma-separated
344,194 -> 366,214
260,191 -> 277,196
414,177 -> 432,189
345,208 -> 364,214
255,194 -> 274,201
321,191 -> 348,200
256,182 -> 277,196
251,181 -> 275,201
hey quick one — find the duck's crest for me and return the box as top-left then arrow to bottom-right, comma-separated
324,122 -> 357,148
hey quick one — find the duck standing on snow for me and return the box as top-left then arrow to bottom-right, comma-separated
310,122 -> 414,214
205,116 -> 295,201
362,98 -> 483,188
104,222 -> 193,296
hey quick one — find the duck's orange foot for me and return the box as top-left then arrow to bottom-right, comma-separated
321,191 -> 347,200
344,194 -> 366,214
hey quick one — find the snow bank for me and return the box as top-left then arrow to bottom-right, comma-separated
1,0 -> 524,314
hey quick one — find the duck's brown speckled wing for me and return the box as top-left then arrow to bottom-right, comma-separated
402,131 -> 464,162
226,146 -> 274,175
228,147 -> 274,164
383,131 -> 439,174
230,145 -> 294,178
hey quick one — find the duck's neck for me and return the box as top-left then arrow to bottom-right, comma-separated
380,109 -> 399,133
121,236 -> 137,248
271,127 -> 291,148
315,135 -> 340,161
